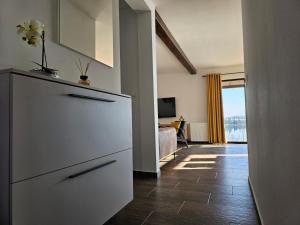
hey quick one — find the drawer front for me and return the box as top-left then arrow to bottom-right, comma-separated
12,149 -> 133,225
12,75 -> 132,182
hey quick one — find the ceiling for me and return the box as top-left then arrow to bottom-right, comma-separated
154,0 -> 244,74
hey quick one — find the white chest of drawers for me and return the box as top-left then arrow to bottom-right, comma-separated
0,69 -> 133,225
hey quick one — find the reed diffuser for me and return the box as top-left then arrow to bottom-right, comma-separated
76,59 -> 92,86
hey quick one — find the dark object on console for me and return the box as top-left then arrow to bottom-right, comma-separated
177,120 -> 188,148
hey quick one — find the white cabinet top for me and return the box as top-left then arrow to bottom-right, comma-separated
0,68 -> 131,98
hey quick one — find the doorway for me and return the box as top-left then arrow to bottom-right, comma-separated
222,79 -> 247,143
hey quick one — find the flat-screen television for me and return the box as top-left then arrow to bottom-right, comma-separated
158,97 -> 176,118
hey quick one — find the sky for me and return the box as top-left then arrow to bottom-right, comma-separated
222,87 -> 246,117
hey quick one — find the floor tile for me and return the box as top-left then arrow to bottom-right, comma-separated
104,144 -> 260,225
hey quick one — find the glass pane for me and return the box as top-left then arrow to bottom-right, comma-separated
222,87 -> 247,142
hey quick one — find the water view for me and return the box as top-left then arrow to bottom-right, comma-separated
224,116 -> 247,142
222,87 -> 247,142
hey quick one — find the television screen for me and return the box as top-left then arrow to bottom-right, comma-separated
158,97 -> 176,118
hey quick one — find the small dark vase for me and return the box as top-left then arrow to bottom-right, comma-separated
80,75 -> 88,81
79,75 -> 90,86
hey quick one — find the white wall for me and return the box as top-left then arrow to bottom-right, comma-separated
0,0 -> 120,92
157,65 -> 245,124
136,9 -> 160,173
119,0 -> 141,171
242,0 -> 300,224
120,0 -> 160,174
158,73 -> 207,124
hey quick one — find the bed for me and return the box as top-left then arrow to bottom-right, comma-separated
159,127 -> 177,160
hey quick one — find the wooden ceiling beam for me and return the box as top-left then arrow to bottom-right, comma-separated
155,10 -> 197,75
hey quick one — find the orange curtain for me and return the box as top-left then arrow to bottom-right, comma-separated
207,74 -> 226,144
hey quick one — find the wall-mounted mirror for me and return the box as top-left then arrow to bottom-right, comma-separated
59,0 -> 114,67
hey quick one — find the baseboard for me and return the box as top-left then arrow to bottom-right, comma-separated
188,141 -> 248,145
227,141 -> 248,144
133,170 -> 161,179
188,141 -> 210,144
248,177 -> 264,225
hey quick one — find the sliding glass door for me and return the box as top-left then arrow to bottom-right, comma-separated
222,84 -> 247,142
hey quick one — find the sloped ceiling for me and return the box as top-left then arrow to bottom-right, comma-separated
154,0 -> 244,74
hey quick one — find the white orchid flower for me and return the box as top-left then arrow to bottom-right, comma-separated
29,19 -> 44,35
17,21 -> 30,34
16,19 -> 55,74
28,36 -> 40,46
26,32 -> 40,46
16,25 -> 25,34
17,19 -> 45,47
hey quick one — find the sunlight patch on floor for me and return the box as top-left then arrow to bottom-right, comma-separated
184,154 -> 248,161
173,153 -> 248,170
173,165 -> 215,170
189,144 -> 227,148
188,144 -> 247,148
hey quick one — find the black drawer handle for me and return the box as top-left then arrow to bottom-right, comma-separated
68,94 -> 115,102
68,160 -> 117,179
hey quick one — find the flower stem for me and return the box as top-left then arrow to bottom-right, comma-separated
41,31 -> 47,71
42,31 -> 45,71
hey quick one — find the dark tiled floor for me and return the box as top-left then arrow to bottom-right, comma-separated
105,144 -> 260,225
